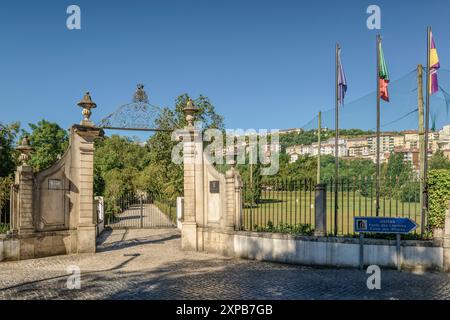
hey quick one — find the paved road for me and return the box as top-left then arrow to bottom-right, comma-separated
1,228 -> 450,300
108,203 -> 174,228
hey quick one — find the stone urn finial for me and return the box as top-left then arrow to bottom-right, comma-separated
183,98 -> 198,127
133,84 -> 149,103
227,145 -> 238,168
77,91 -> 97,126
16,136 -> 33,166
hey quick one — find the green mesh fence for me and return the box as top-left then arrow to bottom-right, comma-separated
301,68 -> 450,131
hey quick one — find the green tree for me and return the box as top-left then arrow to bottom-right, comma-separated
0,122 -> 20,227
0,122 -> 20,177
142,94 -> 224,201
94,93 -> 224,203
94,135 -> 151,196
22,120 -> 69,172
285,155 -> 317,181
173,94 -> 224,130
430,150 -> 450,170
382,152 -> 415,199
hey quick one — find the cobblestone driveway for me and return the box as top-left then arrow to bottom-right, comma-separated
1,228 -> 450,300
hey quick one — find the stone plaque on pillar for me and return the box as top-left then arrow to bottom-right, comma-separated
48,179 -> 63,190
210,181 -> 220,193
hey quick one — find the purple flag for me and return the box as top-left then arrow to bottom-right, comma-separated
430,32 -> 440,95
338,49 -> 347,105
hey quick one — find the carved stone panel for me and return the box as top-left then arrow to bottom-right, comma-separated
35,159 -> 70,231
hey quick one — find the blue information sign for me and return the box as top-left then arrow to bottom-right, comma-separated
354,217 -> 417,234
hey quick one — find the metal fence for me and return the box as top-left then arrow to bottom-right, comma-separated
323,176 -> 422,236
242,178 -> 315,232
104,192 -> 176,229
242,176 -> 423,237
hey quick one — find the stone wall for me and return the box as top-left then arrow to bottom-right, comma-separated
3,124 -> 103,261
232,231 -> 443,270
180,126 -> 243,252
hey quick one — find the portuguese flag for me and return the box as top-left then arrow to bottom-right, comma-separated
378,43 -> 390,102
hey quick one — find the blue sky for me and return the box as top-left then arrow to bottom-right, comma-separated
1,0 -> 450,135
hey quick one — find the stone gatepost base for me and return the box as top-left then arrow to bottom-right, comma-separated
181,222 -> 198,251
77,225 -> 96,254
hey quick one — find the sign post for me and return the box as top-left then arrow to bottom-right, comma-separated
354,217 -> 417,271
396,233 -> 401,271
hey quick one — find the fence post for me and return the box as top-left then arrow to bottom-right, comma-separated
176,197 -> 184,230
140,195 -> 144,228
314,183 -> 327,236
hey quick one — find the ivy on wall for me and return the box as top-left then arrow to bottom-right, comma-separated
428,169 -> 450,230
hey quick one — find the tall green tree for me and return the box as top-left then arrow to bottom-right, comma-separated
0,122 -> 20,224
382,152 -> 415,199
94,135 -> 151,196
94,94 -> 224,202
0,122 -> 20,177
21,120 -> 69,172
430,150 -> 450,170
141,94 -> 224,200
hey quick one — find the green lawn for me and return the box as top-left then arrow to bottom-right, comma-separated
243,190 -> 422,236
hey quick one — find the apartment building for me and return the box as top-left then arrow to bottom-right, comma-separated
367,134 -> 396,154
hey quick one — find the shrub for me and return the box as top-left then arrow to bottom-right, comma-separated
255,221 -> 314,236
428,169 -> 450,230
0,223 -> 9,234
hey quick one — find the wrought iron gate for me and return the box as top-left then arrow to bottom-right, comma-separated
104,192 -> 176,229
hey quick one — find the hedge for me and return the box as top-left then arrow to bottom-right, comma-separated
428,169 -> 450,229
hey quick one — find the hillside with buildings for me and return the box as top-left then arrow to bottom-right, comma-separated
284,125 -> 450,170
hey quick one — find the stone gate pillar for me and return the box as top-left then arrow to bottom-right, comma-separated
225,168 -> 237,230
181,99 -> 200,250
73,92 -> 103,253
7,92 -> 103,260
234,172 -> 243,231
13,137 -> 35,234
72,125 -> 102,253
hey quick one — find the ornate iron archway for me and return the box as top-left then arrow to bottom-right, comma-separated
96,84 -> 178,132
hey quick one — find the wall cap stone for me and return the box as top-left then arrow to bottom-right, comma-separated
0,230 -> 74,241
234,230 -> 442,247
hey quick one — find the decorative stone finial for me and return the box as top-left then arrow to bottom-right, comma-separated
133,84 -> 149,103
183,98 -> 198,127
16,136 -> 33,166
77,91 -> 97,126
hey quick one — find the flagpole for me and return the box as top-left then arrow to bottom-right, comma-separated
424,26 -> 431,233
317,111 -> 322,185
334,43 -> 339,236
417,64 -> 426,236
376,34 -> 381,217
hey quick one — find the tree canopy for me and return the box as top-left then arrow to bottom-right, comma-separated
94,93 -> 225,202
0,122 -> 20,177
21,120 -> 69,172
